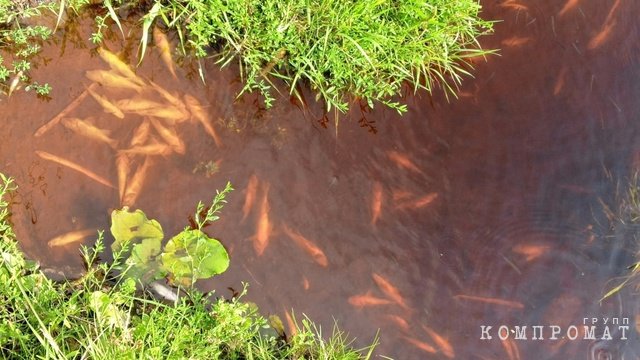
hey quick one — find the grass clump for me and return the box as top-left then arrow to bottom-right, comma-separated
139,0 -> 495,113
0,173 -> 377,359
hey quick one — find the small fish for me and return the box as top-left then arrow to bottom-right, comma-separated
153,27 -> 177,79
116,98 -> 166,112
242,175 -> 259,221
348,292 -> 394,308
553,67 -> 568,95
131,106 -> 189,124
392,189 -> 414,202
387,150 -> 423,175
453,294 -> 524,309
8,70 -> 23,97
512,244 -> 550,262
422,326 -> 455,359
283,310 -> 297,337
302,277 -> 310,290
35,83 -> 98,137
282,224 -> 328,267
149,117 -> 185,154
62,117 -> 118,149
121,138 -> 172,157
85,70 -> 143,93
97,47 -> 146,87
403,336 -> 437,354
184,94 -> 223,147
385,315 -> 410,332
36,150 -> 115,188
588,21 -> 615,50
122,156 -> 154,207
149,80 -> 188,115
501,36 -> 532,47
252,184 -> 272,256
372,273 -> 409,309
558,0 -> 581,17
87,87 -> 124,119
130,120 -> 151,147
500,0 -> 528,11
48,229 -> 95,247
115,153 -> 130,204
370,181 -> 383,226
396,193 -> 438,210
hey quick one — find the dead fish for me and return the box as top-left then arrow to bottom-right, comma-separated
282,224 -> 328,267
149,80 -> 188,115
501,36 -> 532,47
115,153 -> 130,204
97,47 -> 146,87
153,27 -> 177,79
122,156 -> 154,207
453,294 -> 524,309
87,87 -> 124,119
370,181 -> 383,226
242,175 -> 259,221
130,120 -> 151,147
8,70 -> 23,97
35,83 -> 98,137
422,326 -> 455,359
184,94 -> 223,147
348,292 -> 394,308
252,184 -> 272,256
385,315 -> 410,332
131,106 -> 189,124
403,336 -> 437,354
35,150 -> 115,188
121,140 -> 172,157
48,229 -> 95,247
511,244 -> 550,262
372,273 -> 409,309
387,150 -> 423,175
149,117 -> 185,154
396,193 -> 438,210
85,70 -> 143,93
558,0 -> 581,17
62,117 -> 118,149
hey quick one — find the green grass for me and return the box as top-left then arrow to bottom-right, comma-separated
2,0 -> 494,113
0,173 -> 378,359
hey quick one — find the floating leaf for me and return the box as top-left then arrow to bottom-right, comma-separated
161,229 -> 229,285
110,208 -> 163,252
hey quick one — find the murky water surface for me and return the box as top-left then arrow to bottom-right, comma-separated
2,0 -> 640,358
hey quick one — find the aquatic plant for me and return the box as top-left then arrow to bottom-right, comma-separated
0,173 -> 379,359
110,182 -> 233,287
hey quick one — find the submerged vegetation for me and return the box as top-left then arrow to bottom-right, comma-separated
0,174 -> 378,359
1,0 -> 494,113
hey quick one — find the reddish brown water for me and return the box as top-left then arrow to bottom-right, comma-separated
2,0 -> 640,358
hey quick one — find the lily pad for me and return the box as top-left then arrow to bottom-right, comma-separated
161,229 -> 229,285
110,208 -> 163,252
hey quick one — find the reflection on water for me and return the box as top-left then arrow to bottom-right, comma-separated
2,0 -> 640,358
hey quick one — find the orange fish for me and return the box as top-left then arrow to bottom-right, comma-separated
558,0 -> 580,16
385,315 -> 410,332
392,189 -> 413,202
115,153 -> 130,204
422,326 -> 455,359
302,277 -> 310,290
501,36 -> 532,47
372,273 -> 409,309
122,156 -> 154,207
403,336 -> 437,354
252,184 -> 272,256
283,310 -> 297,337
61,117 -> 118,149
396,193 -> 438,210
35,83 -> 98,137
453,294 -> 524,309
370,181 -> 383,226
348,292 -> 393,308
184,94 -> 223,147
387,150 -> 423,175
48,229 -> 95,247
96,47 -> 145,87
130,120 -> 151,147
512,244 -> 550,262
85,70 -> 143,93
153,27 -> 177,79
36,150 -> 114,189
242,175 -> 259,221
87,87 -> 124,119
122,139 -> 172,157
500,0 -> 528,11
149,117 -> 185,154
588,0 -> 621,50
553,66 -> 568,95
149,80 -> 188,115
282,224 -> 328,267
